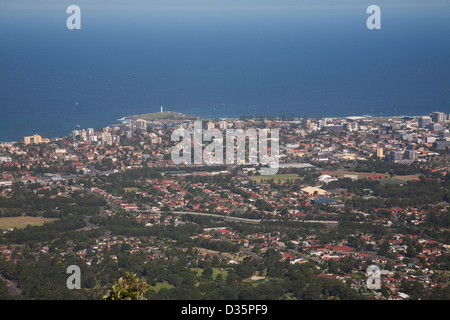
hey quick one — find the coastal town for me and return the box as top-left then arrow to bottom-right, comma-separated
0,110 -> 449,300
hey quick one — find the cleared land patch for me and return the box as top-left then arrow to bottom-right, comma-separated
0,216 -> 58,229
250,174 -> 302,184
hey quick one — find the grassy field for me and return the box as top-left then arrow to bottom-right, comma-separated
391,175 -> 421,182
322,171 -> 389,179
0,216 -> 58,229
148,281 -> 174,293
250,174 -> 302,184
191,267 -> 229,280
334,171 -> 384,177
123,187 -> 139,192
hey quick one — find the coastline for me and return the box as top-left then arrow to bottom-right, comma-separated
0,112 -> 440,144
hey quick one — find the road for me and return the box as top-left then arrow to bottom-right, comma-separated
0,274 -> 21,296
171,211 -> 261,224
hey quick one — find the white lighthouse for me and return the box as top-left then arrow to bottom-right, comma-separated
161,106 -> 163,113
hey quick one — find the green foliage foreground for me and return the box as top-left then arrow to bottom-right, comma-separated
102,272 -> 149,300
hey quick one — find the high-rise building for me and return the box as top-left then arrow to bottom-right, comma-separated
136,119 -> 147,131
24,134 -> 50,145
418,116 -> 432,128
207,121 -> 215,130
149,133 -> 162,144
71,130 -> 80,139
344,122 -> 358,132
306,120 -> 317,130
439,130 -> 450,139
431,111 -> 446,123
405,150 -> 417,161
103,135 -> 120,145
376,147 -> 384,159
219,120 -> 228,130
433,140 -> 450,150
389,150 -> 402,162
428,123 -> 444,131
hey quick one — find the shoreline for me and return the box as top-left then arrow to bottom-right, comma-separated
0,112 -> 440,144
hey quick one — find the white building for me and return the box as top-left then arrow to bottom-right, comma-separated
318,174 -> 338,184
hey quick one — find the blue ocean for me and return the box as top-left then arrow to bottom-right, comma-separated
1,0 -> 449,142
